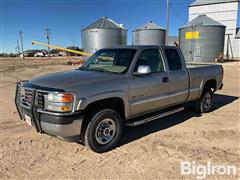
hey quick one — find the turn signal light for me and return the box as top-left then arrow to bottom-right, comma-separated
60,93 -> 74,103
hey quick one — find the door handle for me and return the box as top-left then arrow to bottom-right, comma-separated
162,77 -> 169,83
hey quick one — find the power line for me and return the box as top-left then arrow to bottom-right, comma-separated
22,31 -> 45,39
170,3 -> 186,25
1,31 -> 18,34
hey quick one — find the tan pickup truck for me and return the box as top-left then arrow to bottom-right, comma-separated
15,45 -> 223,152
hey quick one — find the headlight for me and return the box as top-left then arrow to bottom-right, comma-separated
45,93 -> 74,112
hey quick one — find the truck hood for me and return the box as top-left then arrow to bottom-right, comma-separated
29,69 -> 120,90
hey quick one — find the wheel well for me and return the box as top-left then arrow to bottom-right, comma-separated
80,97 -> 125,143
203,79 -> 217,92
84,97 -> 125,120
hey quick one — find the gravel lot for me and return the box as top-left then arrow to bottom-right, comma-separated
0,58 -> 239,179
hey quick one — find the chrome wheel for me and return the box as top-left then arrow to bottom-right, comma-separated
203,92 -> 212,110
95,118 -> 116,145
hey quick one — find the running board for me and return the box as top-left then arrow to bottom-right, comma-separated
125,107 -> 184,126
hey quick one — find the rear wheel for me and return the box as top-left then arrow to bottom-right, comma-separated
195,88 -> 214,113
84,109 -> 123,153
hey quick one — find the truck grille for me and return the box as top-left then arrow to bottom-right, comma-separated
18,84 -> 48,110
20,87 -> 33,109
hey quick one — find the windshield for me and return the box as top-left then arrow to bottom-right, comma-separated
80,49 -> 137,74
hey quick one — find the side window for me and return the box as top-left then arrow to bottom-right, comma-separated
134,49 -> 164,73
164,49 -> 182,71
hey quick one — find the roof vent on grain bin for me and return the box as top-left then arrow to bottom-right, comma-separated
81,17 -> 127,54
179,14 -> 226,63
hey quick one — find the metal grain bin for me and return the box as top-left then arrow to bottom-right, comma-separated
132,21 -> 166,45
82,17 -> 127,54
179,15 -> 226,62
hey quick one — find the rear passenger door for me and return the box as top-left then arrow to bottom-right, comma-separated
163,48 -> 189,105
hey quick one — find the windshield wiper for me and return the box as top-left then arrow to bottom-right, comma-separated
79,67 -> 119,74
78,67 -> 100,72
78,67 -> 86,70
90,68 -> 108,72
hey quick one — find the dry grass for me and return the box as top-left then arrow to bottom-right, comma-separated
0,58 -> 239,179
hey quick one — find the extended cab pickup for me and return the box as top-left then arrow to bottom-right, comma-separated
15,46 -> 223,152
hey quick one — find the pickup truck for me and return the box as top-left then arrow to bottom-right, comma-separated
15,46 -> 223,153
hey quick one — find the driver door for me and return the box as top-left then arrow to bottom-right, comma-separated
128,48 -> 170,117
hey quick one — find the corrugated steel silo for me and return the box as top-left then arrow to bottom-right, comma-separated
179,15 -> 226,62
132,21 -> 166,45
82,17 -> 127,54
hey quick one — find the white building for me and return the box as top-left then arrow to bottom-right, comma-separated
189,0 -> 240,59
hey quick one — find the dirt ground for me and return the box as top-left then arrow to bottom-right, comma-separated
0,58 -> 239,179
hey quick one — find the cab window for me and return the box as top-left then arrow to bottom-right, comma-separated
164,48 -> 182,71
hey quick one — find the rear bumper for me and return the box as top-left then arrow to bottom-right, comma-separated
15,82 -> 84,142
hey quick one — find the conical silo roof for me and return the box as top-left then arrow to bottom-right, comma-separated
133,21 -> 165,31
82,17 -> 126,31
181,15 -> 226,28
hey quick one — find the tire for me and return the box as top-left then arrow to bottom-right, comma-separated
195,88 -> 214,113
84,109 -> 123,153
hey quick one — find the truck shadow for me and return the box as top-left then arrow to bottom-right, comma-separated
119,94 -> 238,146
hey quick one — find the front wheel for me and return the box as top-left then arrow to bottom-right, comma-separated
195,88 -> 214,113
84,109 -> 123,153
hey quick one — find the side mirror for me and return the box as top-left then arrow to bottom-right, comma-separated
134,65 -> 151,76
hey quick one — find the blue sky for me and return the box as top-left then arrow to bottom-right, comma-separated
1,0 -> 198,53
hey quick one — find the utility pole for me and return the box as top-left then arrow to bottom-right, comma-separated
166,0 -> 170,45
15,46 -> 17,54
19,31 -> 24,59
17,40 -> 20,54
72,38 -> 75,46
226,34 -> 233,60
45,28 -> 51,53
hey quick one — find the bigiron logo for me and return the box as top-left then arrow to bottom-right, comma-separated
180,161 -> 237,179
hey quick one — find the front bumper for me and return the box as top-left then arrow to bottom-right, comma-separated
39,112 -> 83,141
15,82 -> 84,142
40,118 -> 82,141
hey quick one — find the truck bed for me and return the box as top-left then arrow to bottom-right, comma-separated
186,63 -> 223,101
